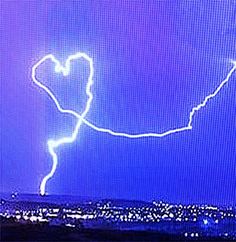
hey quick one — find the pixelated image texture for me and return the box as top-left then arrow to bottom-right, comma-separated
1,1 -> 236,205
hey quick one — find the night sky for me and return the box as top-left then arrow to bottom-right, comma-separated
1,1 -> 236,205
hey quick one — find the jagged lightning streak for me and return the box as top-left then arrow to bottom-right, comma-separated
32,53 -> 236,195
32,53 -> 94,196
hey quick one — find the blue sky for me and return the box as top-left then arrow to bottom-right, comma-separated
1,1 -> 236,205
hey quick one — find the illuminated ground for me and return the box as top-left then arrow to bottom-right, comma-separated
1,193 -> 235,241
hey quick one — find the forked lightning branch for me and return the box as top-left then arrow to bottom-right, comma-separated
32,53 -> 236,196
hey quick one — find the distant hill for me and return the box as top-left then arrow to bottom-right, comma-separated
0,192 -> 152,207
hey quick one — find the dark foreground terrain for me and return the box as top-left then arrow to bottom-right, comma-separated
1,194 -> 235,241
1,222 -> 233,242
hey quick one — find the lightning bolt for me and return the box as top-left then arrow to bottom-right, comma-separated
32,53 -> 236,196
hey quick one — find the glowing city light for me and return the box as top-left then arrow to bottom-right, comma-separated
31,53 -> 236,195
203,219 -> 209,225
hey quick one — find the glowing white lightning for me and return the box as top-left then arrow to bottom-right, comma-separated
32,53 -> 236,196
32,53 -> 94,196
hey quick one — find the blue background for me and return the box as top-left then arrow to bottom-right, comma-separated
1,1 -> 236,205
